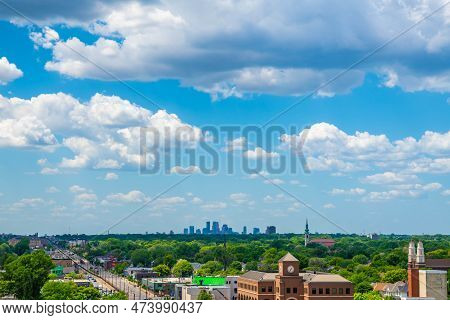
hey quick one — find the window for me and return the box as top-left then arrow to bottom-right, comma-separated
262,287 -> 266,293
339,288 -> 343,294
312,288 -> 316,295
332,288 -> 337,294
234,288 -> 237,293
326,288 -> 330,294
319,288 -> 323,295
286,288 -> 291,294
345,288 -> 350,294
293,287 -> 298,294
277,287 -> 280,293
234,281 -> 237,284
268,286 -> 273,293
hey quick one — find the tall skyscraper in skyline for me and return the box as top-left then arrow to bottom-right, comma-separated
182,222 -> 274,236
222,224 -> 229,234
212,221 -> 220,234
265,226 -> 276,235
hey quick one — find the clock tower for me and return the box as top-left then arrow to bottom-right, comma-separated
275,252 -> 304,300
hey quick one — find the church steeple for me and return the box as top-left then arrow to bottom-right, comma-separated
304,218 -> 310,246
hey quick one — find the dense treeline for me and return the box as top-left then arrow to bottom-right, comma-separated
73,234 -> 449,296
1,234 -> 449,299
0,239 -> 127,300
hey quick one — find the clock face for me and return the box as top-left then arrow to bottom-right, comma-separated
287,265 -> 295,274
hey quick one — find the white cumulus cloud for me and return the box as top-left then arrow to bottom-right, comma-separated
0,57 -> 23,85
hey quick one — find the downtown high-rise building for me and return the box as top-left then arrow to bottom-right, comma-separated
189,226 -> 195,235
265,226 -> 276,235
242,226 -> 247,235
222,224 -> 229,234
212,221 -> 220,234
202,221 -> 211,234
253,227 -> 260,235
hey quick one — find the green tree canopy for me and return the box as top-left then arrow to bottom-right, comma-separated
196,261 -> 223,276
113,262 -> 129,275
2,250 -> 53,299
130,249 -> 151,267
426,249 -> 449,259
308,257 -> 328,272
103,291 -> 127,300
244,261 -> 258,271
229,261 -> 242,271
13,239 -> 30,256
41,281 -> 102,300
381,269 -> 407,283
197,289 -> 213,300
153,264 -> 171,277
172,259 -> 193,277
41,281 -> 78,300
354,291 -> 383,300
352,254 -> 369,265
354,281 -> 373,293
73,286 -> 102,300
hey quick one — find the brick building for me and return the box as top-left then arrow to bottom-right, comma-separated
408,241 -> 449,299
237,252 -> 353,300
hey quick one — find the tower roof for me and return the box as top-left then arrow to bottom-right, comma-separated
279,252 -> 298,262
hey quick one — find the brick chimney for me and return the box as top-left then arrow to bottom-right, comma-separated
407,241 -> 419,297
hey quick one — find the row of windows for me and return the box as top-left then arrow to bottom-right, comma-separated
261,286 -> 273,293
310,288 -> 350,295
239,283 -> 351,296
286,287 -> 298,294
238,283 -> 257,291
238,283 -> 274,293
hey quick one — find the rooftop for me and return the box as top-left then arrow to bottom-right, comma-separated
279,252 -> 298,262
425,258 -> 450,269
419,269 -> 447,274
372,282 -> 390,291
240,271 -> 351,283
303,273 -> 351,283
240,271 -> 277,281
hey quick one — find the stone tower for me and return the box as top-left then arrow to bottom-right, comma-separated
416,241 -> 425,267
304,219 -> 310,246
407,241 -> 420,297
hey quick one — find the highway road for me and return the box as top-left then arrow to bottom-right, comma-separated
98,268 -> 154,300
65,249 -> 153,300
48,244 -> 155,300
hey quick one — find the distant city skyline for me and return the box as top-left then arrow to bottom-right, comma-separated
182,221 -> 277,235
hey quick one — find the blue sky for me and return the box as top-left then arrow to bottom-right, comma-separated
0,1 -> 449,235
